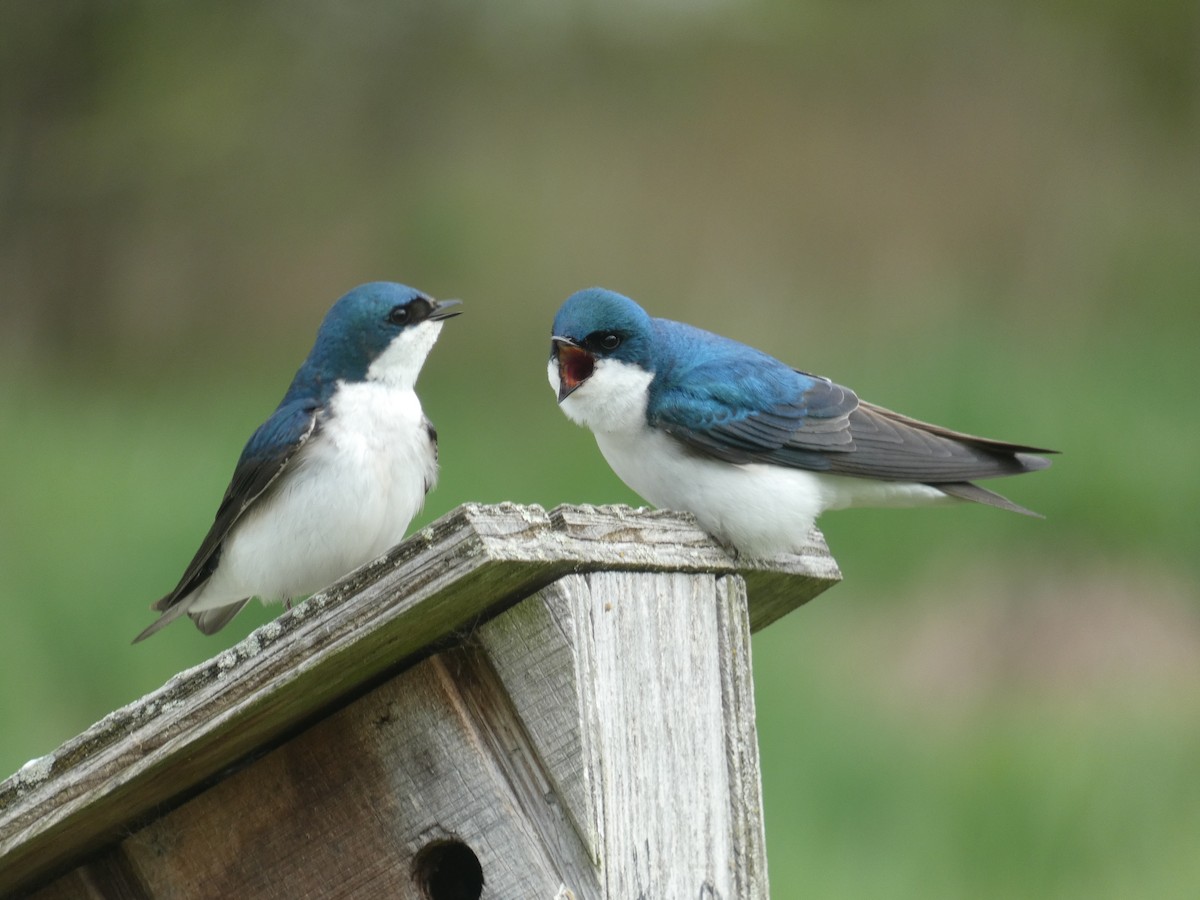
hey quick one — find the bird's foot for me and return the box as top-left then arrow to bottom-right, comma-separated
717,539 -> 741,562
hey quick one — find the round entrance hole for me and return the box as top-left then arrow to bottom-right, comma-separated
412,838 -> 484,900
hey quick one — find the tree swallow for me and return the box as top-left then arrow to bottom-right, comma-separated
548,287 -> 1054,558
134,282 -> 461,641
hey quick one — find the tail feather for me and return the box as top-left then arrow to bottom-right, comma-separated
935,481 -> 1044,517
132,599 -> 192,643
134,595 -> 251,642
188,600 -> 252,636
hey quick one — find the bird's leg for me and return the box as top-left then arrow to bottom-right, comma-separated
284,597 -> 293,610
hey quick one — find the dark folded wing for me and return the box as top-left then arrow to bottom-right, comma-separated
656,372 -> 1053,483
151,399 -> 321,613
652,367 -> 853,453
786,400 -> 1054,481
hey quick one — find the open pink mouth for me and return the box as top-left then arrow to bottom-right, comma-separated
556,343 -> 595,395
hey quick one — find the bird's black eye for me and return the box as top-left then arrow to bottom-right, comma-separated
598,333 -> 622,351
387,298 -> 431,327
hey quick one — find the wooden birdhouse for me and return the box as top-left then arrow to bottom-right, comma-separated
0,503 -> 840,899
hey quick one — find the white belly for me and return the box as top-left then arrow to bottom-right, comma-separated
594,426 -> 948,557
550,354 -> 948,557
192,382 -> 436,609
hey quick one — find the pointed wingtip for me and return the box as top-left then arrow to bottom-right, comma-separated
1015,452 -> 1055,473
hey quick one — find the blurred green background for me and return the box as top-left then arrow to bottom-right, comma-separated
2,2 -> 1198,895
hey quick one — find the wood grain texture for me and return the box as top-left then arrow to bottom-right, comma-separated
580,572 -> 767,899
480,573 -> 768,898
30,649 -> 593,899
475,581 -> 599,862
1,503 -> 838,896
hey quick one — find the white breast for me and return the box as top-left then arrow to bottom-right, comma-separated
193,381 -> 437,610
550,356 -> 949,557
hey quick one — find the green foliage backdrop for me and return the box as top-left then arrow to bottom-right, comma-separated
2,3 -> 1198,895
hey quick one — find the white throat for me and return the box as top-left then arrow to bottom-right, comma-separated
548,356 -> 654,434
367,320 -> 445,389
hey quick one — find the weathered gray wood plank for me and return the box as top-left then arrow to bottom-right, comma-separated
715,575 -> 770,899
475,580 -> 599,862
0,503 -> 838,896
480,572 -> 769,897
584,571 -> 767,898
545,505 -> 839,632
30,650 -> 593,899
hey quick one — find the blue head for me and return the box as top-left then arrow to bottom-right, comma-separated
289,282 -> 461,401
549,288 -> 657,403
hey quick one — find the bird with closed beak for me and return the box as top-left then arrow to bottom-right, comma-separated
135,282 -> 461,641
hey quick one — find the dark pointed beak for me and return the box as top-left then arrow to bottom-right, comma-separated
551,336 -> 594,402
429,298 -> 463,320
